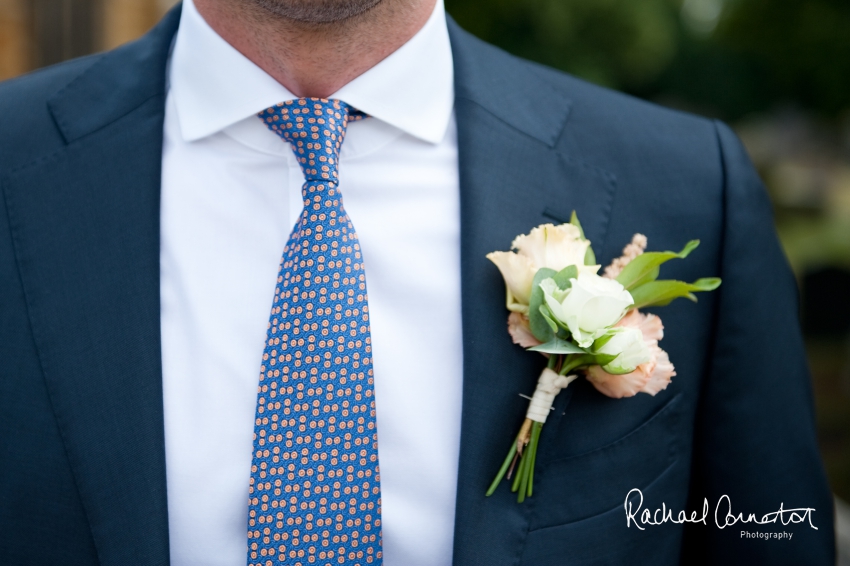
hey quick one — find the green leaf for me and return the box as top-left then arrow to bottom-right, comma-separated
527,267 -> 557,342
529,266 -> 579,342
570,211 -> 597,266
591,332 -> 616,351
584,246 -> 597,267
591,353 -> 619,367
561,352 -> 617,374
552,264 -> 578,289
539,305 -> 559,334
629,278 -> 722,309
528,337 -> 587,355
615,240 -> 701,290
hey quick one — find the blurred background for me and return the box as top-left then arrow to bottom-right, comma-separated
1,0 -> 848,558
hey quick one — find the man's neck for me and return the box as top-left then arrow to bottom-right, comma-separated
193,0 -> 436,98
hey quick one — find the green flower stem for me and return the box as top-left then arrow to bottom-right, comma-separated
526,422 -> 542,498
516,441 -> 533,502
559,354 -> 589,376
516,422 -> 543,503
485,431 -> 520,497
511,447 -> 526,492
487,356 -> 564,501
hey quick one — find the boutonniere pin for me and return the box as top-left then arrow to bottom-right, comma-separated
485,213 -> 721,502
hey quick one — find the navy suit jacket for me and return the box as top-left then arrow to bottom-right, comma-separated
0,6 -> 836,565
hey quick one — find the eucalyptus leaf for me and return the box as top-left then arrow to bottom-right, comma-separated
630,278 -> 722,309
552,264 -> 579,289
527,267 -> 557,342
528,337 -> 587,355
615,240 -> 701,290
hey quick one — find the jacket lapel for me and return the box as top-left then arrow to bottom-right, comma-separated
447,18 -> 618,565
2,8 -> 180,566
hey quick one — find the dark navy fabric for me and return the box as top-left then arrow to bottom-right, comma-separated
0,4 -> 835,565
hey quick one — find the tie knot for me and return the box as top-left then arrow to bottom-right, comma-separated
259,98 -> 364,183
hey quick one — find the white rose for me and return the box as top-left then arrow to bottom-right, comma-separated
487,224 -> 599,311
540,272 -> 634,347
595,327 -> 653,374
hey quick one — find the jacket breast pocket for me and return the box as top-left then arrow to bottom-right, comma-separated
530,392 -> 682,530
521,462 -> 683,565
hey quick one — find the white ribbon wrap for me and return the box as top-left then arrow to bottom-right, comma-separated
526,368 -> 578,423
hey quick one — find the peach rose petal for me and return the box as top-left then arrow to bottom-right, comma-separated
586,364 -> 651,399
616,308 -> 643,330
642,347 -> 676,395
616,309 -> 664,342
507,312 -> 542,348
586,344 -> 676,398
637,313 -> 664,342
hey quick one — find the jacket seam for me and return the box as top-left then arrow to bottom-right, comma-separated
0,172 -> 104,566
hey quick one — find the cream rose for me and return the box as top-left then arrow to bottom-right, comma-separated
585,309 -> 676,398
594,327 -> 652,374
486,223 -> 599,312
540,272 -> 634,347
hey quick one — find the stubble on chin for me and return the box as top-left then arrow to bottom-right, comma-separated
246,0 -> 386,23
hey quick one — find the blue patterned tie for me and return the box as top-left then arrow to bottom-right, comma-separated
248,98 -> 382,566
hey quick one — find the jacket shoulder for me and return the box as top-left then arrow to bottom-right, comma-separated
0,5 -> 178,173
527,58 -> 723,187
448,20 -> 720,175
529,59 -> 715,145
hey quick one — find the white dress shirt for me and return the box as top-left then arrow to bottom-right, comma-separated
159,0 -> 462,564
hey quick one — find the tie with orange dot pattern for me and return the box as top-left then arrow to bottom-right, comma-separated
248,98 -> 382,566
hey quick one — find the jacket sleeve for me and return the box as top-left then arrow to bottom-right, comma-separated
680,121 -> 836,564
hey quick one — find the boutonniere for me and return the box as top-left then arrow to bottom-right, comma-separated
484,213 -> 721,502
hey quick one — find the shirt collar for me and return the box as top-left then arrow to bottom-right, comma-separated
170,0 -> 454,144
